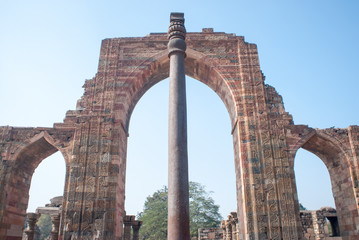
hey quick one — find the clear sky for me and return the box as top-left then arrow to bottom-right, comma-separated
0,1 -> 358,218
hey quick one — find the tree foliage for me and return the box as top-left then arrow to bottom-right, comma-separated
36,214 -> 52,240
189,182 -> 222,237
137,187 -> 168,239
137,182 -> 222,239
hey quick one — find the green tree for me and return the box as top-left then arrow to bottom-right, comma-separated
137,187 -> 168,239
137,182 -> 222,239
189,182 -> 222,237
36,214 -> 52,240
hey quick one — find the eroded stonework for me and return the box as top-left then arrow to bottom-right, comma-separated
1,28 -> 358,240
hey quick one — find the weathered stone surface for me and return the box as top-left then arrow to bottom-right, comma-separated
300,208 -> 341,240
198,228 -> 223,240
0,24 -> 358,240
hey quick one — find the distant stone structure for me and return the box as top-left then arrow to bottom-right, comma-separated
1,13 -> 358,240
122,215 -> 142,240
300,207 -> 341,240
198,228 -> 223,240
198,212 -> 238,240
200,208 -> 341,240
36,196 -> 62,215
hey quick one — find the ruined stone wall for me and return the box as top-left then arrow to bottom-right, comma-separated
300,211 -> 315,239
198,228 -> 223,240
300,208 -> 341,240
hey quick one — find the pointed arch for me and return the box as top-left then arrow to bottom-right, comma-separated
124,47 -> 237,132
1,131 -> 68,239
13,132 -> 59,172
291,129 -> 357,237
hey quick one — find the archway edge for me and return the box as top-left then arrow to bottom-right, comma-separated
123,46 -> 237,132
11,130 -> 70,169
286,125 -> 351,166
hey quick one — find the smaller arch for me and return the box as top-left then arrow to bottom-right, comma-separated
13,131 -> 62,173
300,131 -> 350,169
287,126 -> 351,168
1,131 -> 69,240
291,129 -> 358,237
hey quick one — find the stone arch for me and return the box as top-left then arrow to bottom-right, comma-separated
291,130 -> 357,237
2,132 -> 68,239
120,44 -> 242,234
124,47 -> 237,131
12,132 -> 65,167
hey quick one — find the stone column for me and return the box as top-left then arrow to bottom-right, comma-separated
131,220 -> 142,240
220,220 -> 227,239
230,220 -> 237,240
167,12 -> 190,240
50,213 -> 61,240
24,212 -> 40,240
229,212 -> 238,240
225,220 -> 232,240
123,215 -> 135,240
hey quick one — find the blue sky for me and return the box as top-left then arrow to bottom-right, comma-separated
0,1 -> 358,217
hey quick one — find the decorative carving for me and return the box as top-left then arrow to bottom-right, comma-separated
168,13 -> 186,40
168,12 -> 186,57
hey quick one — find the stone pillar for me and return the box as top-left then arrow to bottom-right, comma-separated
24,212 -> 40,240
167,12 -> 190,240
230,220 -> 237,240
220,220 -> 227,238
131,220 -> 142,240
50,213 -> 60,240
229,212 -> 238,240
225,220 -> 232,240
123,215 -> 135,240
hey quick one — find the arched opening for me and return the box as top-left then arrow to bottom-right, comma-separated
3,134 -> 67,239
294,148 -> 335,210
325,214 -> 340,237
27,151 -> 66,212
125,76 -> 236,235
293,132 -> 357,238
24,151 -> 66,239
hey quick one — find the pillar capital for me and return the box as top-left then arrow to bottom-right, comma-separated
131,220 -> 142,230
123,215 -> 135,224
168,12 -> 186,57
168,13 -> 186,40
